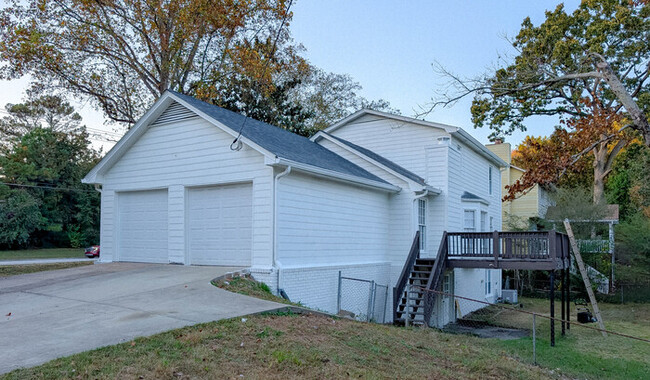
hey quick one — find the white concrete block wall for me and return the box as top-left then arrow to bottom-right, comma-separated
277,262 -> 391,318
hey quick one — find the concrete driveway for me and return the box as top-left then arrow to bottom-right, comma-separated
0,263 -> 284,374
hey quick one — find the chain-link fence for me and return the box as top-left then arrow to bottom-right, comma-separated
336,271 -> 389,323
411,286 -> 650,379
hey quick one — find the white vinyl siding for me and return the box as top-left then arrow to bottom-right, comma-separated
329,117 -> 447,179
276,172 -> 389,266
488,166 -> 493,195
187,183 -> 253,266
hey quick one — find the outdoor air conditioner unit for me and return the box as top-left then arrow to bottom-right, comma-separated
502,289 -> 518,304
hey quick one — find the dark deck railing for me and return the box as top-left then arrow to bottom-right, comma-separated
392,231 -> 420,323
394,230 -> 570,325
446,231 -> 570,270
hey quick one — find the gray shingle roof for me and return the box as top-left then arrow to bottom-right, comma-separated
169,91 -> 389,185
323,133 -> 427,186
461,191 -> 489,204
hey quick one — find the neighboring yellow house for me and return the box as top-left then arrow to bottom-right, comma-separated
486,141 -> 552,230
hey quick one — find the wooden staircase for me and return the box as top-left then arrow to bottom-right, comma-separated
393,232 -> 449,326
395,258 -> 435,325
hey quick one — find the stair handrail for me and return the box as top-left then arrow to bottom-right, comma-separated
393,231 -> 420,322
423,231 -> 449,325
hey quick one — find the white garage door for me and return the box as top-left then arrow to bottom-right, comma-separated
117,189 -> 168,263
187,183 -> 252,266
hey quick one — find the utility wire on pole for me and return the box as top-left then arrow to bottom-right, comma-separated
230,0 -> 294,151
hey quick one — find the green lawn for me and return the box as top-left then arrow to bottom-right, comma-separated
0,261 -> 94,277
0,248 -> 85,261
2,279 -> 647,379
2,311 -> 558,380
463,297 -> 650,380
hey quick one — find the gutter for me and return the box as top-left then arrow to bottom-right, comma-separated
270,158 -> 401,193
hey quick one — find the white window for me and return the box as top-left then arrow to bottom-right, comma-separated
418,199 -> 426,251
485,270 -> 492,295
463,210 -> 475,232
488,166 -> 493,195
480,211 -> 487,232
490,216 -> 494,231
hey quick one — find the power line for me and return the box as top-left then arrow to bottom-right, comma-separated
0,182 -> 97,193
230,0 -> 294,151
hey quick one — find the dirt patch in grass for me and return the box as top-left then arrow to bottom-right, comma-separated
0,261 -> 94,277
2,312 -> 560,380
212,275 -> 299,307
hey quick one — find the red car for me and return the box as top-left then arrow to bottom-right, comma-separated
84,245 -> 100,258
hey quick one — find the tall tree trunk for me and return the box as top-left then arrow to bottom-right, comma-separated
592,144 -> 608,206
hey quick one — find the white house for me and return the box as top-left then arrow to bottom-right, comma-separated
82,91 -> 506,323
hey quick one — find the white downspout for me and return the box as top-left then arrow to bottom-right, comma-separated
273,165 -> 291,292
93,184 -> 102,193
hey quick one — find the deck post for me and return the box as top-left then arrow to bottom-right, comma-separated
492,230 -> 500,267
560,267 -> 566,336
548,230 -> 557,262
550,269 -> 555,347
566,261 -> 570,330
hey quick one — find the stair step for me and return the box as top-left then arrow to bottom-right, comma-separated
395,318 -> 426,325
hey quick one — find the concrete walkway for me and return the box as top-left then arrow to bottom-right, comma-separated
0,263 -> 284,374
0,257 -> 97,265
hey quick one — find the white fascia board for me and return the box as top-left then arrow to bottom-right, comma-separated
82,93 -> 176,184
323,109 -> 458,135
313,131 -> 428,191
270,158 -> 401,193
451,129 -> 508,168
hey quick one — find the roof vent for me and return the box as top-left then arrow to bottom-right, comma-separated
151,101 -> 199,126
437,136 -> 451,145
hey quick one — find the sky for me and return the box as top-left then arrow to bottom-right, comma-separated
0,0 -> 581,151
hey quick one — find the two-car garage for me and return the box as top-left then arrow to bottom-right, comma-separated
116,183 -> 252,266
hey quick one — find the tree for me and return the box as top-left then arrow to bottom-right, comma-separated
0,188 -> 45,249
0,0 -> 295,124
0,94 -> 83,140
0,127 -> 101,248
429,0 -> 650,147
206,63 -> 398,136
298,69 -> 400,131
509,100 -> 631,204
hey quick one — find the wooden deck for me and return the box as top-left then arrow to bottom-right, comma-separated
394,230 -> 571,327
445,231 -> 570,270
